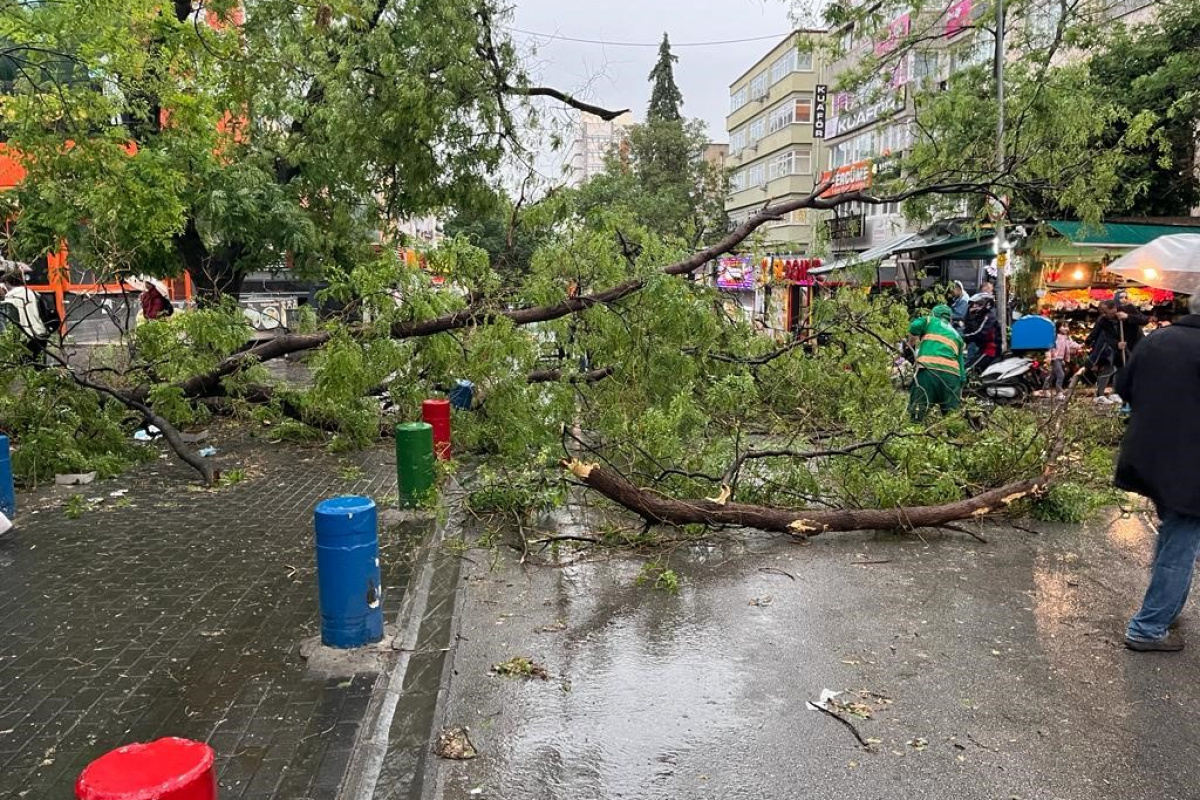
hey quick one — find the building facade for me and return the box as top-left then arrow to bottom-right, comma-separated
724,32 -> 827,250
566,111 -> 634,187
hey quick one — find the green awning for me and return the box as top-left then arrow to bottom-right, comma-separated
1046,221 -> 1200,247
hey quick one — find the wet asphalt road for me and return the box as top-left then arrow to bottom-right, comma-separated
424,509 -> 1200,800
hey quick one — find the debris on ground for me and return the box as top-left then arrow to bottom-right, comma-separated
490,656 -> 550,680
54,473 -> 96,485
197,446 -> 218,457
535,620 -> 567,633
434,727 -> 478,760
749,595 -> 774,607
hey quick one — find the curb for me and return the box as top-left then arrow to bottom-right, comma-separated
337,476 -> 466,800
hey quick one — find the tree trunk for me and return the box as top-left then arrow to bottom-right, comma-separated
175,218 -> 248,304
562,460 -> 1045,535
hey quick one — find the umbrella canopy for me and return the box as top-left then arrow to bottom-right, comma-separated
1106,233 -> 1200,295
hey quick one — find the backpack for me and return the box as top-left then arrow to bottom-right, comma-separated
36,292 -> 62,334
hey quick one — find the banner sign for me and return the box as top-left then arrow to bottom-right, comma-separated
813,84 -> 828,139
717,256 -> 756,291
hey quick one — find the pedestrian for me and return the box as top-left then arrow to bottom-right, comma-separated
1116,293 -> 1200,651
1043,321 -> 1081,397
907,304 -> 966,422
0,271 -> 49,363
962,293 -> 999,372
948,280 -> 969,327
132,276 -> 174,321
1085,298 -> 1147,404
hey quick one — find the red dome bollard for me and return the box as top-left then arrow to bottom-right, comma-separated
421,399 -> 452,461
76,737 -> 216,800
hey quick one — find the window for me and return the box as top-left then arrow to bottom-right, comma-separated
913,51 -> 939,87
731,86 -> 748,112
750,71 -> 768,99
793,95 -> 813,124
767,148 -> 813,180
840,24 -> 855,53
730,170 -> 745,192
767,94 -> 813,133
749,117 -> 766,143
748,163 -> 765,187
770,48 -> 815,84
771,50 -> 794,84
730,127 -> 747,153
830,141 -> 852,169
1028,1 -> 1062,46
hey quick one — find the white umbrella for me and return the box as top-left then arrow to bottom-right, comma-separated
1105,234 -> 1200,295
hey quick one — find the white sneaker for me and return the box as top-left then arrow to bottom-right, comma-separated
1094,395 -> 1109,404
1056,392 -> 1066,400
1109,393 -> 1123,405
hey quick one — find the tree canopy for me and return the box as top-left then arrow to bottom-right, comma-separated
647,33 -> 683,123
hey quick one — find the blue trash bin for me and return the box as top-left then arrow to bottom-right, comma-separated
448,379 -> 474,410
313,496 -> 384,648
0,435 -> 15,519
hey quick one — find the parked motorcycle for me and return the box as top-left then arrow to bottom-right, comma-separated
976,355 -> 1045,405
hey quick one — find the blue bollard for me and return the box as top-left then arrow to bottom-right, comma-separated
0,435 -> 15,519
313,496 -> 384,648
448,379 -> 474,410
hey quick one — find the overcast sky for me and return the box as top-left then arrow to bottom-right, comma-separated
507,0 -> 796,142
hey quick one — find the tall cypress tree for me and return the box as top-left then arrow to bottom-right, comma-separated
647,33 -> 683,122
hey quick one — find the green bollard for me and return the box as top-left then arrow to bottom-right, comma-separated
395,422 -> 435,507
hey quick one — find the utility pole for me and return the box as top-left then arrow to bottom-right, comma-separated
994,0 -> 1009,351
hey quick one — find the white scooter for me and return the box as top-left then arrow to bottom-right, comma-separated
977,355 -> 1044,405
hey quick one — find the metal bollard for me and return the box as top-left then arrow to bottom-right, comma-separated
313,496 -> 384,649
421,399 -> 452,461
76,737 -> 216,800
395,422 -> 434,508
0,435 -> 15,519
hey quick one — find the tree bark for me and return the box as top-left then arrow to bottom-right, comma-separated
562,459 -> 1045,535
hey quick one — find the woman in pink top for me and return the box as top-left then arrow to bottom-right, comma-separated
1045,322 -> 1082,395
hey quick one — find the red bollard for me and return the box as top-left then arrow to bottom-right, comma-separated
422,399 -> 452,460
76,737 -> 216,800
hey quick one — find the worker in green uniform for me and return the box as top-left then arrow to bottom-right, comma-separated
908,304 -> 967,422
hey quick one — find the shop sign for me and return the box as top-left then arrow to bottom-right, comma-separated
945,0 -> 973,36
827,213 -> 867,244
874,152 -> 903,181
826,89 -> 906,138
819,159 -> 873,197
875,13 -> 911,57
813,84 -> 828,139
716,255 -> 755,291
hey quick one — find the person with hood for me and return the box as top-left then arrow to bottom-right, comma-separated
1115,293 -> 1200,651
1085,297 -> 1147,404
907,304 -> 966,422
0,271 -> 48,363
948,281 -> 969,326
961,293 -> 1000,372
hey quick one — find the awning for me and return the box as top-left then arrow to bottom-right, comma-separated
1047,220 -> 1200,247
813,233 -> 921,274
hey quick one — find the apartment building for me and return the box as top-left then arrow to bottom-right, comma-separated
724,32 -> 827,249
818,0 -> 1164,272
566,111 -> 635,188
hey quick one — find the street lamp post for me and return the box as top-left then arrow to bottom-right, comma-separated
994,0 -> 1008,351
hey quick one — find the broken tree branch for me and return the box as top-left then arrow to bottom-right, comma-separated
561,458 -> 1044,536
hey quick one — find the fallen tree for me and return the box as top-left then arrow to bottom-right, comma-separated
563,459 -> 1044,536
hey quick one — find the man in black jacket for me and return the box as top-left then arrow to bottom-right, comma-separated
1117,293 -> 1200,651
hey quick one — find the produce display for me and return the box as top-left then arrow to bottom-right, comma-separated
1039,287 -> 1175,311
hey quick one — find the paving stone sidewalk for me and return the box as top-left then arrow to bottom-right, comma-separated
0,432 -> 430,799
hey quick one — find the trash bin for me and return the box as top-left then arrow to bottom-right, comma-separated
0,435 -> 14,519
313,496 -> 384,649
76,737 -> 216,800
448,379 -> 474,410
